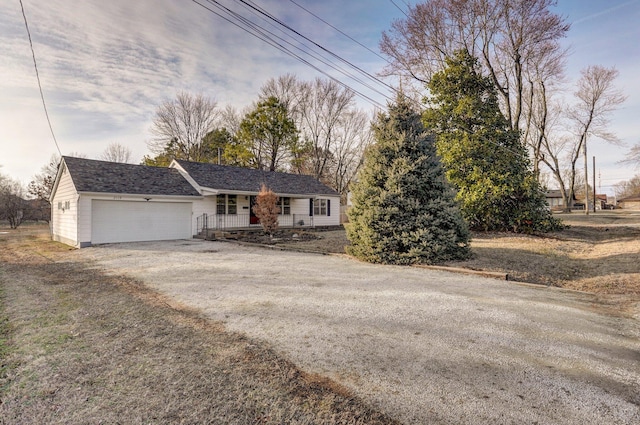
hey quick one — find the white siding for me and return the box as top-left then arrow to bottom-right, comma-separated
312,196 -> 341,226
51,166 -> 79,247
77,195 -> 92,246
191,197 -> 217,234
290,196 -> 340,227
290,198 -> 313,227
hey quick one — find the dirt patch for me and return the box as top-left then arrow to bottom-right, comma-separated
0,225 -> 398,424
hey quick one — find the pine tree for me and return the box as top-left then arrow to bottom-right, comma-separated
346,94 -> 470,265
423,50 -> 563,233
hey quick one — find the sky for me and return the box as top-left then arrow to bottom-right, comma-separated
1,0 -> 639,196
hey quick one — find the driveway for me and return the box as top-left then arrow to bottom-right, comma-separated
78,239 -> 640,425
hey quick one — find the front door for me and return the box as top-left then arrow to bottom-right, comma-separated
249,196 -> 260,224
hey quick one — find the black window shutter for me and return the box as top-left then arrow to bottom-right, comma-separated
309,198 -> 314,216
327,199 -> 331,216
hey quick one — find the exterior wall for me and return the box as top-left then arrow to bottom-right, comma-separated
546,197 -> 564,208
311,195 -> 341,227
77,195 -> 92,246
618,200 -> 640,210
192,197 -> 217,234
51,166 -> 79,247
197,195 -> 340,229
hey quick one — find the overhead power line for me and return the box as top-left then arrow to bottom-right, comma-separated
191,0 -> 394,108
237,0 -> 395,93
287,0 -> 391,64
388,0 -> 409,17
232,0 -> 392,100
19,0 -> 62,156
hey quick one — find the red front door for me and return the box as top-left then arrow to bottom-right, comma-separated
249,196 -> 260,224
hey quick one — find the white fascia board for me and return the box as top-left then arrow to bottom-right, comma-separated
169,160 -> 203,194
77,192 -> 203,201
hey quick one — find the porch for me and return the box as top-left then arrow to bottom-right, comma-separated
196,212 -> 314,234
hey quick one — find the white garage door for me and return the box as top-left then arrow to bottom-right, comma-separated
92,200 -> 192,244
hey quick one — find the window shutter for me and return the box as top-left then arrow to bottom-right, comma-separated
327,199 -> 331,216
309,198 -> 314,216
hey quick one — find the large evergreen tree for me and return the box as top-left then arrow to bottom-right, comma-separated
346,95 -> 470,265
423,50 -> 562,233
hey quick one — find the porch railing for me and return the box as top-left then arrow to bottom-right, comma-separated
197,213 -> 313,232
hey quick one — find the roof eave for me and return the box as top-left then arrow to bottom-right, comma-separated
76,191 -> 203,200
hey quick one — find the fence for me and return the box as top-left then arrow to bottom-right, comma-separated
197,213 -> 313,233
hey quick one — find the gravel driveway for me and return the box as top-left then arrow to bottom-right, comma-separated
78,239 -> 640,425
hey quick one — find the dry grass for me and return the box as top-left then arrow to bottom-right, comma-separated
2,212 -> 638,423
277,212 -> 640,299
0,225 -> 398,424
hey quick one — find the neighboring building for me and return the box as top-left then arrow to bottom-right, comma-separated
617,195 -> 640,210
594,194 -> 608,210
545,189 -> 576,210
50,156 -> 340,248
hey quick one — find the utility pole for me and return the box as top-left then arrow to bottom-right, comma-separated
583,138 -> 589,215
593,156 -> 597,213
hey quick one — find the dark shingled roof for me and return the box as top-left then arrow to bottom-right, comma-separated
62,156 -> 200,197
175,160 -> 339,196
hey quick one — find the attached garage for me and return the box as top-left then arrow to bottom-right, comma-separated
50,157 -> 202,248
91,200 -> 193,244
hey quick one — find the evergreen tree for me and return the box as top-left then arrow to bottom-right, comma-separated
423,50 -> 563,232
346,95 -> 470,265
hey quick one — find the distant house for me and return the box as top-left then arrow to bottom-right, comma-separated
594,194 -> 608,210
545,189 -> 577,210
617,195 -> 640,210
50,156 -> 340,248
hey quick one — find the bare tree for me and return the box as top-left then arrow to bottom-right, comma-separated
621,143 -> 640,167
521,42 -> 567,177
380,0 -> 569,133
296,78 -> 355,181
259,73 -> 303,120
566,66 -> 626,213
331,109 -> 373,201
536,66 -> 625,211
220,105 -> 243,135
100,142 -> 132,163
148,92 -> 220,162
614,174 -> 640,199
257,75 -> 369,198
28,153 -> 59,203
0,175 -> 27,228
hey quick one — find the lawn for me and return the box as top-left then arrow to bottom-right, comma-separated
0,225 -> 397,424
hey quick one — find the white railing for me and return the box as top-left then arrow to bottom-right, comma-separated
198,213 -> 313,231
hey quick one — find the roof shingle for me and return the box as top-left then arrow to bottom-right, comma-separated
62,156 -> 201,197
174,160 -> 339,196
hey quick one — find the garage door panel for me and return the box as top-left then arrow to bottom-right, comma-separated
92,200 -> 192,244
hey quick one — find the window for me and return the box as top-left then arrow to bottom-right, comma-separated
216,194 -> 237,215
227,195 -> 237,215
216,195 -> 226,215
278,197 -> 290,215
314,199 -> 328,216
64,201 -> 71,210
